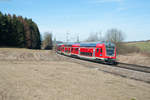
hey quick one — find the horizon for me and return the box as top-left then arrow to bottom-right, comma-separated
0,0 -> 150,42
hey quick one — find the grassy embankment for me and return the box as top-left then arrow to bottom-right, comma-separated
117,40 -> 150,66
126,40 -> 150,52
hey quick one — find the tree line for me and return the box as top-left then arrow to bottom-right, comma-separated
0,11 -> 41,49
85,28 -> 125,43
84,28 -> 145,54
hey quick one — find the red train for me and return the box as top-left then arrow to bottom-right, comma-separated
56,42 -> 117,64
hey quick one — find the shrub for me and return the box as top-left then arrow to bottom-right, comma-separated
116,43 -> 140,54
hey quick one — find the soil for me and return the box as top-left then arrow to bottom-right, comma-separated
0,48 -> 150,100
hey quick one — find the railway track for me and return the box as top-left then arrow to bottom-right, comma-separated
58,53 -> 150,74
58,53 -> 150,83
115,62 -> 150,73
69,57 -> 150,83
71,56 -> 150,74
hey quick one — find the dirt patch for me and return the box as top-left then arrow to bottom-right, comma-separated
0,48 -> 66,61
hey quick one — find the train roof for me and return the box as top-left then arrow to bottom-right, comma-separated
57,43 -> 64,46
80,42 -> 98,47
57,42 -> 115,47
63,42 -> 79,46
79,42 -> 115,47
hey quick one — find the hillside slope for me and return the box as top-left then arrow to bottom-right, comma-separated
126,40 -> 150,52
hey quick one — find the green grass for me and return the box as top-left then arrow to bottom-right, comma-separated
130,98 -> 136,100
126,41 -> 150,52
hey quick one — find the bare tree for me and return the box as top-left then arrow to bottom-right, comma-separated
85,32 -> 103,42
105,28 -> 125,44
42,32 -> 53,50
105,28 -> 126,54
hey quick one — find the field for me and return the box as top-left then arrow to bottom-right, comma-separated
118,40 -> 150,66
0,48 -> 150,100
117,53 -> 150,66
126,40 -> 150,52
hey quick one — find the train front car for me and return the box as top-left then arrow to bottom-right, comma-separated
96,42 -> 117,64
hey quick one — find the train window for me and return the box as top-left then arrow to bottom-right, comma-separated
80,52 -> 93,56
97,48 -> 102,53
82,52 -> 84,55
101,49 -> 102,53
75,48 -> 78,51
97,48 -> 99,53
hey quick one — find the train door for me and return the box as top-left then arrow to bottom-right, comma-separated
71,48 -> 73,54
96,48 -> 103,57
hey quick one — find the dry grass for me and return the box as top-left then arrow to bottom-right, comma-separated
1,61 -> 150,100
117,53 -> 150,67
126,41 -> 150,52
117,43 -> 150,66
123,41 -> 150,57
116,43 -> 141,54
0,48 -> 150,100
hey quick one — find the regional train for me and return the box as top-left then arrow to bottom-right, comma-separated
56,42 -> 117,64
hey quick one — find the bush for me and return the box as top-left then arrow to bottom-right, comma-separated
116,43 -> 150,58
41,32 -> 53,50
116,43 -> 140,54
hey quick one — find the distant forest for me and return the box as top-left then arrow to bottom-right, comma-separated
0,11 -> 41,49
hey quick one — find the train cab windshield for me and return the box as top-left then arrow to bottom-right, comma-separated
105,43 -> 115,57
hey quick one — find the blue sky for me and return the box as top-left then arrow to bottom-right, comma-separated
0,0 -> 150,41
